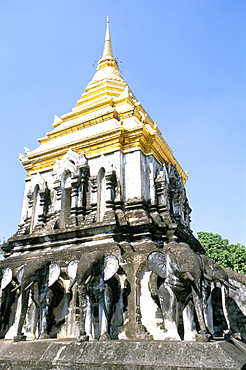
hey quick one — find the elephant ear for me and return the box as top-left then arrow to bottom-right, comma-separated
1,267 -> 12,290
104,255 -> 119,281
67,260 -> 79,280
147,251 -> 166,279
48,263 -> 60,287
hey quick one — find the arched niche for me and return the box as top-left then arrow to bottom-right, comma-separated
53,149 -> 86,181
60,171 -> 72,228
30,184 -> 40,232
27,172 -> 47,233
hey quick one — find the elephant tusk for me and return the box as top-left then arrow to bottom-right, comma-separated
185,271 -> 194,281
204,273 -> 213,281
11,284 -> 21,293
221,279 -> 238,290
25,281 -> 35,291
85,275 -> 92,285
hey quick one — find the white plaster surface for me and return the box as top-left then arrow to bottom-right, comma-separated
5,292 -> 23,339
139,266 -> 166,340
124,151 -> 142,200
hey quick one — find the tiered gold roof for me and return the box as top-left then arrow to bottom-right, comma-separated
21,18 -> 187,183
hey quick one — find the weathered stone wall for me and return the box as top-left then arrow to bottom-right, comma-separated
228,270 -> 246,341
0,340 -> 245,369
2,148 -> 245,345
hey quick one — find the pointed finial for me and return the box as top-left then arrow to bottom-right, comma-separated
92,17 -> 121,77
105,16 -> 110,40
101,16 -> 114,60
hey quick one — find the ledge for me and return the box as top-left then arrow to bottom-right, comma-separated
0,339 -> 245,369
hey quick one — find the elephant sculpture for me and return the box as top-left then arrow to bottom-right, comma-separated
67,250 -> 120,342
14,259 -> 64,341
200,254 -> 238,338
147,242 -> 210,341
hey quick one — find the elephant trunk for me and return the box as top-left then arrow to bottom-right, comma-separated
191,285 -> 207,334
77,284 -> 89,340
185,271 -> 208,335
219,278 -> 238,290
17,288 -> 30,336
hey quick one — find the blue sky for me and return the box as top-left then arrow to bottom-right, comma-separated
0,1 -> 245,246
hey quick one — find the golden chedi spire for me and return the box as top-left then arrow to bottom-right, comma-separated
74,17 -> 126,112
99,16 -> 117,66
21,19 -> 188,185
87,17 -> 124,85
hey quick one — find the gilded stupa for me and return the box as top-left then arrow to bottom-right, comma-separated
0,18 -> 245,370
2,18 -> 203,343
21,18 -> 187,181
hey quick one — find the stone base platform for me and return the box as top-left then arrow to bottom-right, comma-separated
0,339 -> 245,370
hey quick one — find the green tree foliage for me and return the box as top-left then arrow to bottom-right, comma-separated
197,232 -> 246,274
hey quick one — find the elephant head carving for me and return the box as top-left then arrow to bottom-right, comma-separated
147,242 -> 210,341
200,254 -> 238,338
200,255 -> 237,290
67,250 -> 120,342
14,259 -> 63,341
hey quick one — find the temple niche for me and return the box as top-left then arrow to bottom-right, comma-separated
0,19 -> 245,360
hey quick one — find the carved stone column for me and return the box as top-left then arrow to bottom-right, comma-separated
155,172 -> 168,214
34,189 -> 50,230
52,182 -> 62,229
38,191 -> 46,224
71,177 -> 79,210
168,164 -> 183,222
17,191 -> 33,235
98,172 -> 116,223
77,166 -> 89,224
114,177 -> 127,226
171,186 -> 182,221
148,162 -> 156,212
66,175 -> 79,228
90,176 -> 98,212
85,176 -> 97,223
182,197 -> 192,229
105,172 -> 116,209
118,256 -> 152,341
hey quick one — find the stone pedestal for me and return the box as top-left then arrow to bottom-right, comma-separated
0,339 -> 245,369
